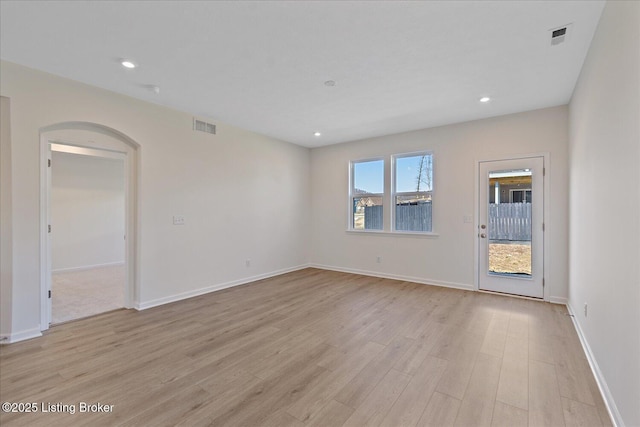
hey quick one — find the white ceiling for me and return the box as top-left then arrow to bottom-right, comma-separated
0,1 -> 605,148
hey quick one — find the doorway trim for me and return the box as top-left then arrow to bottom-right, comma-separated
39,122 -> 140,331
474,152 -> 550,301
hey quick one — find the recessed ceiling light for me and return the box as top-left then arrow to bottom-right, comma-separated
121,60 -> 136,69
314,132 -> 322,137
479,96 -> 491,103
324,80 -> 336,87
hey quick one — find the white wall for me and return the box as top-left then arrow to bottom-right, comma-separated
568,1 -> 640,426
310,106 -> 569,301
51,151 -> 125,271
0,61 -> 310,339
0,96 -> 13,339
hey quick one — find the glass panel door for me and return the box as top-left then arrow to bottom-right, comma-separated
479,157 -> 544,298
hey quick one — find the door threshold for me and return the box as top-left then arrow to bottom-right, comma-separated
49,308 -> 128,327
478,289 -> 543,301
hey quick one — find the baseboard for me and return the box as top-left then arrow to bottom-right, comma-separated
0,327 -> 42,344
566,303 -> 621,427
549,296 -> 568,305
309,263 -> 474,291
135,264 -> 310,310
52,261 -> 125,274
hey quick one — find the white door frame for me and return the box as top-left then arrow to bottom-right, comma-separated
39,124 -> 139,331
474,153 -> 550,301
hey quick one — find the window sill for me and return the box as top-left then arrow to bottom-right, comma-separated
346,230 -> 439,238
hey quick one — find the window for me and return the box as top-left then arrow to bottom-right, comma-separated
350,159 -> 384,230
349,153 -> 434,234
510,189 -> 532,203
393,153 -> 433,232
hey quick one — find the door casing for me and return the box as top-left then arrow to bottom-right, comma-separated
474,153 -> 550,301
40,123 -> 139,331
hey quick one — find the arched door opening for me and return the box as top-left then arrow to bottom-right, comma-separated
39,122 -> 139,330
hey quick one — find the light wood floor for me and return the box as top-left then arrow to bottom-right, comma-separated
0,268 -> 611,426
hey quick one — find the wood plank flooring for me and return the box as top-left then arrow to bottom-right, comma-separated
0,268 -> 611,426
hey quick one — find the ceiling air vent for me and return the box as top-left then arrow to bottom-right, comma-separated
550,24 -> 571,46
193,118 -> 216,135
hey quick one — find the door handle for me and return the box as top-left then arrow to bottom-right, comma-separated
480,233 -> 486,238
480,224 -> 486,229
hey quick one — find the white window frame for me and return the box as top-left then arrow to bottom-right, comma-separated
391,151 -> 434,234
349,158 -> 385,232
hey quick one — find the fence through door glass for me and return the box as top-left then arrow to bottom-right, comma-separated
488,169 -> 532,276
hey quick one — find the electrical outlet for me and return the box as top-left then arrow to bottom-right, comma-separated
376,256 -> 382,263
173,215 -> 185,225
463,214 -> 473,223
245,259 -> 251,268
584,303 -> 588,317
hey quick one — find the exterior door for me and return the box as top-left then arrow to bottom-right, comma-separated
478,157 -> 544,298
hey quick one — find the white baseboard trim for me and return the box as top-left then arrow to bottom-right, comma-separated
549,296 -> 568,305
53,261 -> 125,274
566,303 -> 621,427
308,263 -> 474,292
135,264 -> 310,310
0,327 -> 43,344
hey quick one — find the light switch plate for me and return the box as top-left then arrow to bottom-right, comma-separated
173,215 -> 185,225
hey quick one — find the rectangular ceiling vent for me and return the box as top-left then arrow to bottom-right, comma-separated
193,118 -> 216,135
550,24 -> 571,46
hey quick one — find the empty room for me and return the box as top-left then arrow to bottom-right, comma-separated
0,1 -> 638,426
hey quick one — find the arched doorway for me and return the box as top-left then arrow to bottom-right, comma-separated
39,122 -> 139,330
